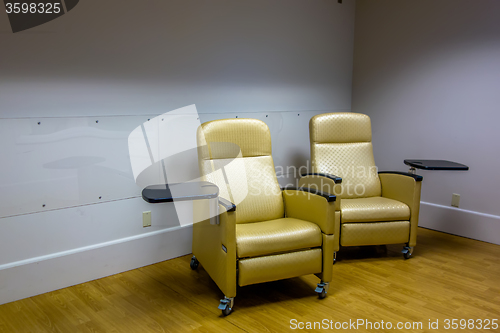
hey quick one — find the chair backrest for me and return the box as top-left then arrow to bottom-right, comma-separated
197,118 -> 284,223
310,112 -> 381,199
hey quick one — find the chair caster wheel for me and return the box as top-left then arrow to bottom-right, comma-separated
190,256 -> 199,270
218,297 -> 234,316
221,306 -> 232,316
402,246 -> 413,260
315,282 -> 329,299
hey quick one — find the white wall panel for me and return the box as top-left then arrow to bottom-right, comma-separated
0,116 -> 148,218
272,111 -> 325,181
0,110 -> 341,219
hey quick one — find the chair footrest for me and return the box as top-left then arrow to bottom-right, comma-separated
340,221 -> 410,246
238,249 -> 322,286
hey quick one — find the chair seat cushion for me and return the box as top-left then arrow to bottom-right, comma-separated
235,218 -> 322,258
341,197 -> 410,223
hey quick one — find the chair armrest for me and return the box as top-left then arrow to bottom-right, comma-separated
281,186 -> 336,202
379,171 -> 423,182
378,172 -> 422,247
219,197 -> 236,212
282,187 -> 337,235
298,174 -> 342,210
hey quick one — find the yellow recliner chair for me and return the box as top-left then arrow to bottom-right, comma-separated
299,112 -> 423,261
191,118 -> 338,316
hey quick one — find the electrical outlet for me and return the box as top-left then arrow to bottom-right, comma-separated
451,193 -> 460,208
143,211 -> 151,227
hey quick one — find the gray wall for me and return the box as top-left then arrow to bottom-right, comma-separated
0,0 -> 354,118
352,0 -> 500,242
0,0 -> 356,304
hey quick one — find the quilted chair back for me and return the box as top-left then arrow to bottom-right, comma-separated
197,118 -> 284,223
310,112 -> 381,199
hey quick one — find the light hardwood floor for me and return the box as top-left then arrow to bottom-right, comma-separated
0,227 -> 499,332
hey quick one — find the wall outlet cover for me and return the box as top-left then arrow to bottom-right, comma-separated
451,193 -> 460,208
143,211 -> 151,227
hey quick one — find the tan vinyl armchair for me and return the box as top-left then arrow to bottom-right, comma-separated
299,112 -> 423,261
191,118 -> 338,316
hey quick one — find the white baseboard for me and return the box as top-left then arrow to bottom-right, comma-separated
0,225 -> 193,305
419,202 -> 500,245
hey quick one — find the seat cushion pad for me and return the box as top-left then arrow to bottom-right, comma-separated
236,218 -> 322,258
341,197 -> 410,223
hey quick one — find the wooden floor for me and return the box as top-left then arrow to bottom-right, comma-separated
0,227 -> 499,332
